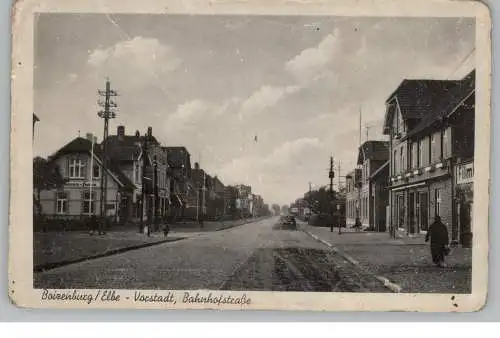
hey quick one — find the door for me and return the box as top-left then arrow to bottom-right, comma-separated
408,193 -> 415,234
397,195 -> 405,229
419,192 -> 429,231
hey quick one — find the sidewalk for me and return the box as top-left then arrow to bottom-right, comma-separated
33,230 -> 188,272
169,216 -> 266,233
299,223 -> 472,293
34,217 -> 266,272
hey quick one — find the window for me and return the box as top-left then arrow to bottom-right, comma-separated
399,147 -> 403,173
56,191 -> 68,214
393,150 -> 397,173
419,139 -> 425,167
82,190 -> 96,214
429,134 -> 433,164
92,164 -> 100,179
411,142 -> 418,169
434,189 -> 441,217
443,128 -> 450,158
69,159 -> 85,178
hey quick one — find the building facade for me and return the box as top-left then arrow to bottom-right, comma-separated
357,141 -> 390,229
165,146 -> 194,220
104,125 -> 170,224
345,168 -> 361,226
383,70 -> 475,245
39,136 -> 135,222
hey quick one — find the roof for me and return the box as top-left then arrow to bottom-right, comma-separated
48,137 -> 136,191
103,134 -> 159,162
357,141 -> 389,165
403,70 -> 475,140
33,113 -> 40,122
369,161 -> 389,180
383,78 -> 461,133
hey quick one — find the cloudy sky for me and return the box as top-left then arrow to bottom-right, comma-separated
34,14 -> 475,206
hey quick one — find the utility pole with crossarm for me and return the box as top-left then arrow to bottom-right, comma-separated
329,156 -> 335,233
97,79 -> 118,233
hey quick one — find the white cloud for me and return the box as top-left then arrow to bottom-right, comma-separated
285,28 -> 340,82
87,36 -> 181,88
239,85 -> 300,119
263,137 -> 322,168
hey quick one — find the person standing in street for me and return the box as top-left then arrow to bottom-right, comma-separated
425,215 -> 450,267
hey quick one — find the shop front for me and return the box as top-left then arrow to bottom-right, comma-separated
455,161 -> 474,247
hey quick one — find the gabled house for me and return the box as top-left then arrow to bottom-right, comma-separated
38,135 -> 135,223
383,70 -> 475,245
356,140 -> 390,229
103,125 -> 170,224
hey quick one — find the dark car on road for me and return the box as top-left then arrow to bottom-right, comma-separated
279,215 -> 297,229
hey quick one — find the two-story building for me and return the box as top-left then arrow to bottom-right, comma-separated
383,70 -> 475,245
39,135 -> 136,223
357,141 -> 390,229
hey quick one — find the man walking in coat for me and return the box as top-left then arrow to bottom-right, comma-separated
425,215 -> 450,267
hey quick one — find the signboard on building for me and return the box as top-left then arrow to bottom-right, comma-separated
66,181 -> 100,188
456,162 -> 474,185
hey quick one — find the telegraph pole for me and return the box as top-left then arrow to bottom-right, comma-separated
97,79 -> 118,233
329,157 -> 335,233
338,160 -> 342,235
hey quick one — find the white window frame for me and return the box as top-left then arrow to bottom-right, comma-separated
56,191 -> 68,214
435,189 -> 441,217
69,159 -> 85,179
82,190 -> 96,214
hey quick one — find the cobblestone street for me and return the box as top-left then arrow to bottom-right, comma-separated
34,217 -> 471,293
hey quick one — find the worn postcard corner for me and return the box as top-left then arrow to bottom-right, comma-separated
9,0 -> 491,312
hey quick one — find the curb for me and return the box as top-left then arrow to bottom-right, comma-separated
215,216 -> 270,231
300,227 -> 403,293
34,237 -> 185,273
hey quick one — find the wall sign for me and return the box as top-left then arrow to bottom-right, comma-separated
456,162 -> 474,185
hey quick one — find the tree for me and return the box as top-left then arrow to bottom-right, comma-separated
33,156 -> 66,217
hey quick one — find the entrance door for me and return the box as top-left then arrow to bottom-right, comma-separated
419,192 -> 429,231
408,193 -> 415,234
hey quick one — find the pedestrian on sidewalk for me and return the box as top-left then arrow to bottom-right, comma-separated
425,215 -> 450,267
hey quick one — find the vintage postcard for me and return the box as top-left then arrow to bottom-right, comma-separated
9,0 -> 491,311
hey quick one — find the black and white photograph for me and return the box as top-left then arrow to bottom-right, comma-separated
9,0 -> 491,311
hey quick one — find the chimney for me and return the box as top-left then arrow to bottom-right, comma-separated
147,126 -> 152,137
117,125 -> 125,141
194,162 -> 200,170
135,130 -> 140,138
